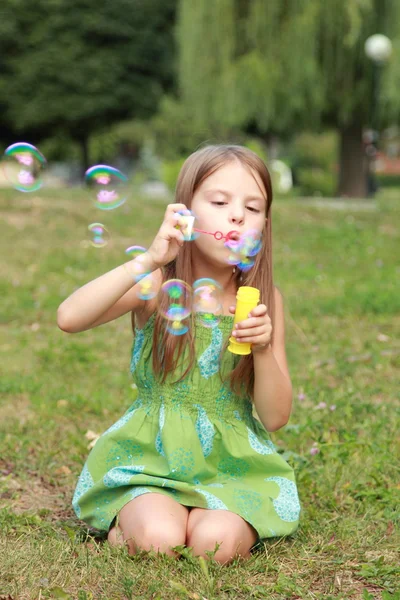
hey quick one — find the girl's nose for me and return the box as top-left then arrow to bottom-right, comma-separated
229,205 -> 245,225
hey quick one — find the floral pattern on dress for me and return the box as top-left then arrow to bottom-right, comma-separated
233,488 -> 263,521
197,325 -> 223,379
194,488 -> 229,510
72,463 -> 94,518
106,441 -> 144,469
130,328 -> 145,374
155,402 -> 166,457
264,476 -> 301,523
194,404 -> 215,457
103,465 -> 146,488
103,398 -> 143,436
247,427 -> 276,455
169,447 -> 195,478
217,456 -> 250,480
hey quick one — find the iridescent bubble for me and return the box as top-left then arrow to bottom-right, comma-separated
85,164 -> 128,210
175,209 -> 200,241
193,278 -> 223,328
88,223 -> 110,248
224,229 -> 262,271
125,245 -> 149,282
137,274 -> 157,300
3,142 -> 46,192
158,279 -> 192,335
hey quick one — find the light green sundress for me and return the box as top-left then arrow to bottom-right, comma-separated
72,313 -> 301,542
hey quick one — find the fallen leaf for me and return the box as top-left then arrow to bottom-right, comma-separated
377,333 -> 390,342
57,399 -> 69,408
55,466 -> 71,476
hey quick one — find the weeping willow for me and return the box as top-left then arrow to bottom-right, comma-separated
177,0 -> 400,133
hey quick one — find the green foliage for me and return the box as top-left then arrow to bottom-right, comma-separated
151,95 -> 227,160
243,138 -> 268,163
161,157 -> 186,191
177,0 -> 400,132
289,131 -> 338,196
0,0 -> 177,159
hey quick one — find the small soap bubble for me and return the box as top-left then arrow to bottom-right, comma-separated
125,245 -> 149,282
85,164 -> 129,210
88,223 -> 110,248
3,142 -> 46,192
175,209 -> 200,241
193,278 -> 223,328
158,279 -> 192,335
137,274 -> 157,300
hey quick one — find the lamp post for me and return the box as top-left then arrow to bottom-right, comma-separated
364,34 -> 392,196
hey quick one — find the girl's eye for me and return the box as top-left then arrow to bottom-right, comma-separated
211,201 -> 227,206
247,207 -> 260,213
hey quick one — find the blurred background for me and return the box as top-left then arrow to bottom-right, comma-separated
1,0 -> 400,199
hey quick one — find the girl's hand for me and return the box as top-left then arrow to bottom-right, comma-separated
147,203 -> 188,268
229,303 -> 272,352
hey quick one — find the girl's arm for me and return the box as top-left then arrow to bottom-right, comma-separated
57,202 -> 188,334
252,289 -> 293,432
57,253 -> 159,333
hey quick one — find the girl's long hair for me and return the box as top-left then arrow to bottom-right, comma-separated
136,144 -> 274,400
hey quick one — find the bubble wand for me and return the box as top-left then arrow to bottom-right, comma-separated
176,212 -> 240,244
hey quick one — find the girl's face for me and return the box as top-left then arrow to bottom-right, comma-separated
190,159 -> 267,268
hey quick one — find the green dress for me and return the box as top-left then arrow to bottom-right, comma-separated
72,313 -> 301,542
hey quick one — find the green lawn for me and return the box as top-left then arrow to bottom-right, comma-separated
0,186 -> 399,599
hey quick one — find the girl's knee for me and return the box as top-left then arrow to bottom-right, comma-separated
107,525 -> 125,548
187,526 -> 252,565
120,521 -> 186,557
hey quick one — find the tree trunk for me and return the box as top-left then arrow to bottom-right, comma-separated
337,119 -> 368,198
80,136 -> 90,173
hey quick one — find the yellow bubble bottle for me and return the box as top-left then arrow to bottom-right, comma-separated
228,286 -> 260,355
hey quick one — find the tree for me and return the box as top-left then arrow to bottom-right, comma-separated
0,0 -> 177,169
177,0 -> 400,197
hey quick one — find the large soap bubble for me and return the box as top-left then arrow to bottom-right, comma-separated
193,278 -> 223,328
85,164 -> 128,210
3,142 -> 46,192
158,279 -> 192,336
224,229 -> 262,271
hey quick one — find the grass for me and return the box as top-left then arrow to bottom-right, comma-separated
0,184 -> 399,600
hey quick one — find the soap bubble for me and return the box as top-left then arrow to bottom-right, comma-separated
175,209 -> 200,241
85,164 -> 128,210
3,142 -> 46,192
88,223 -> 110,248
125,245 -> 149,282
193,278 -> 223,328
137,274 -> 157,300
224,229 -> 262,271
158,279 -> 192,335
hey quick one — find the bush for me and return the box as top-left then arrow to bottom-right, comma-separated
288,130 -> 338,196
161,157 -> 186,191
296,167 -> 336,197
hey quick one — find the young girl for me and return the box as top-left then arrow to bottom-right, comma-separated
57,144 -> 301,565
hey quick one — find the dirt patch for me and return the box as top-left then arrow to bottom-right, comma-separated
0,469 -> 72,519
1,396 -> 35,425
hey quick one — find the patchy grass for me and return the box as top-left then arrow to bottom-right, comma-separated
0,186 -> 399,600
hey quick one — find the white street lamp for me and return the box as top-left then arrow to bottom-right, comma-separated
364,34 -> 392,64
364,34 -> 392,196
